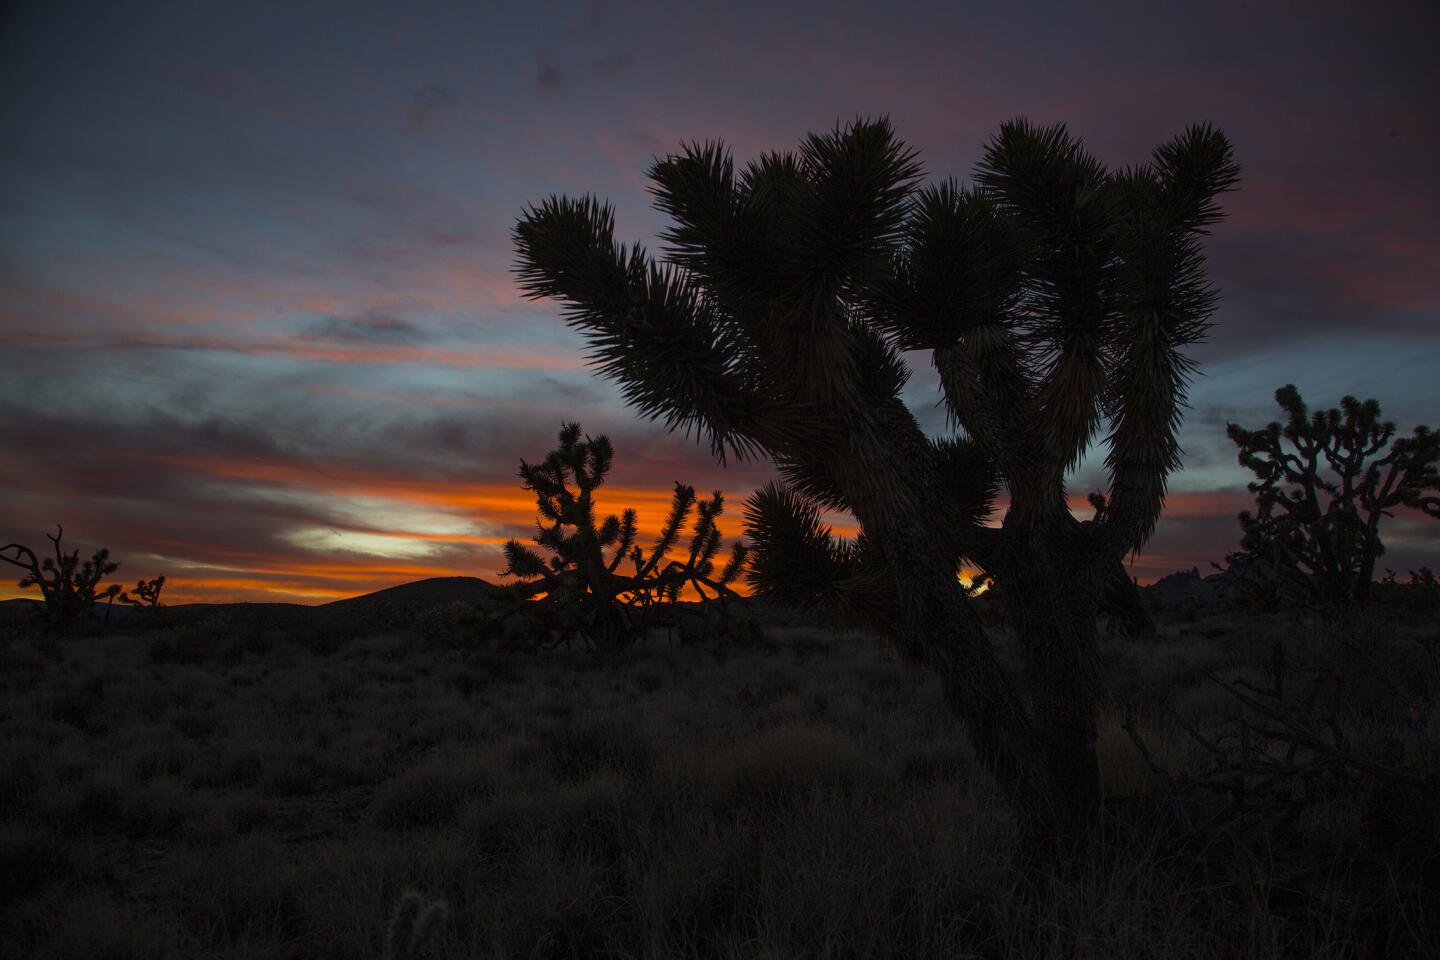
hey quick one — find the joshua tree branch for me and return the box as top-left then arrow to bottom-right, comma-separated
0,543 -> 41,578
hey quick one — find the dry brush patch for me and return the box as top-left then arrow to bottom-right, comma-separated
0,610 -> 1436,958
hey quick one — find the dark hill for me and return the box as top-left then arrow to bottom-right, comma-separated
1,577 -> 817,632
0,577 -> 508,629
321,576 -> 505,615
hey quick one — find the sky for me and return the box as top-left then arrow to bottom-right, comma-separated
1,0 -> 1437,603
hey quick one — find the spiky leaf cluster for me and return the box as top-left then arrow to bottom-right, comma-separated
515,118 -> 1237,613
742,482 -> 898,624
1226,385 -> 1439,608
500,423 -> 749,649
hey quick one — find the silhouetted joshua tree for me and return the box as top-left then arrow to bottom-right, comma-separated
120,574 -> 166,609
120,574 -> 167,622
1226,385 -> 1439,609
1,525 -> 121,631
501,423 -> 748,650
514,117 -> 1238,848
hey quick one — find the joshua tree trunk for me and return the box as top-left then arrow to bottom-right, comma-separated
995,530 -> 1108,842
887,529 -> 1072,844
1100,563 -> 1156,641
825,413 -> 1097,848
864,513 -> 1054,809
588,592 -> 631,651
870,510 -> 1106,849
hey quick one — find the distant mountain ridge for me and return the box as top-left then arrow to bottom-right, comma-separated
0,576 -> 506,626
0,575 -> 814,630
9,569 -> 1249,627
320,576 -> 505,613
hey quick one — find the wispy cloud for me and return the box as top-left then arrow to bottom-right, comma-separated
10,331 -> 583,369
301,310 -> 425,344
3,0 -> 1437,602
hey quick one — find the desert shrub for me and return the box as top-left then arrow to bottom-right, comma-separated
370,751 -> 495,830
632,664 -> 667,693
382,889 -> 449,960
257,745 -> 327,798
16,892 -> 186,960
0,822 -> 73,908
0,745 -> 40,810
130,738 -> 198,781
538,718 -> 652,782
188,749 -> 264,790
290,621 -> 351,656
48,675 -> 106,731
363,599 -> 422,632
1119,613 -> 1440,931
167,706 -> 220,740
145,627 -> 208,666
121,775 -> 222,840
446,669 -> 485,699
145,615 -> 254,665
899,743 -> 970,784
48,774 -> 126,829
1375,567 -> 1440,614
689,724 -> 882,813
525,773 -> 635,870
415,601 -> 486,647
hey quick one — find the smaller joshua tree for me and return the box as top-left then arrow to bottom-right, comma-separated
120,575 -> 166,610
120,575 -> 167,626
1,525 -> 121,631
1226,385 -> 1439,609
501,423 -> 749,650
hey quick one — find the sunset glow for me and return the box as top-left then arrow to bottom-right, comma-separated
2,1 -> 1436,605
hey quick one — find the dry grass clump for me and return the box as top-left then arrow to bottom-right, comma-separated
672,722 -> 885,813
370,747 -> 500,831
0,609 -> 1436,958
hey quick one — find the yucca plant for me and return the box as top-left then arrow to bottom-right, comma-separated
501,422 -> 748,650
1,525 -> 121,631
514,117 -> 1238,847
1226,385 -> 1439,609
120,574 -> 166,610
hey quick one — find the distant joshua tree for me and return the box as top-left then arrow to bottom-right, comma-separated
120,574 -> 168,624
501,422 -> 749,650
1,525 -> 120,630
121,574 -> 166,609
1226,385 -> 1439,609
514,117 -> 1238,848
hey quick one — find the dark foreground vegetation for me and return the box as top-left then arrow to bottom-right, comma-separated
2,600 -> 1437,959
